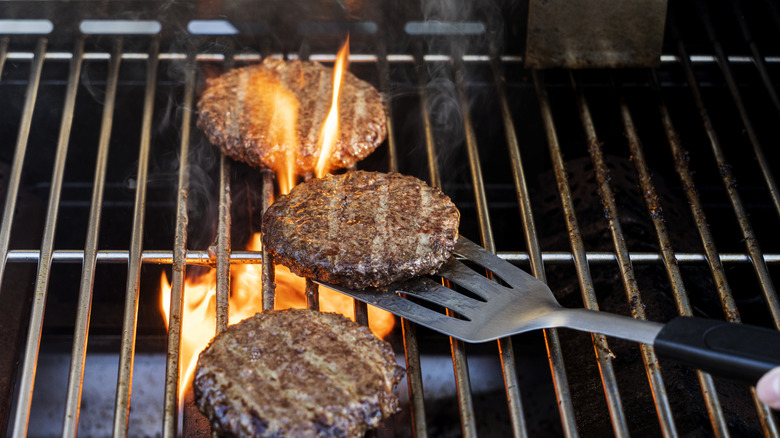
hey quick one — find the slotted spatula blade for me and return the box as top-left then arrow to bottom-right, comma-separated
315,236 -> 780,383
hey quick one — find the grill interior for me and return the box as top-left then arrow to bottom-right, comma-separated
1,0 -> 780,436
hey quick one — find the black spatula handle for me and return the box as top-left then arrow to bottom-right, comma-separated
654,317 -> 780,384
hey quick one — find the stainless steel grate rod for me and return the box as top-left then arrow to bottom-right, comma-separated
6,50 -> 780,65
62,37 -> 122,438
412,43 -> 477,438
570,70 -> 678,437
452,52 -> 530,438
161,47 -> 196,438
112,37 -> 160,438
675,38 -> 780,437
531,69 -> 629,437
377,40 -> 428,438
614,72 -> 728,437
6,249 -> 780,265
12,37 -> 81,438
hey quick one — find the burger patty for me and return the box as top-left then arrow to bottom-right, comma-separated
262,171 -> 460,289
194,309 -> 404,438
197,58 -> 386,173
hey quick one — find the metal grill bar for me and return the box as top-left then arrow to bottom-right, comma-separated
214,43 -> 236,336
453,52 -> 537,438
2,16 -> 779,437
215,155 -> 232,333
12,37 -> 79,438
487,47 -> 533,438
261,171 -> 276,311
530,71 -> 629,437
413,45 -> 476,438
162,47 -> 196,438
569,71 -> 678,437
677,42 -> 780,329
614,73 -> 729,437
652,58 -> 780,435
413,42 -> 441,189
62,37 -> 122,438
5,249 -> 780,265
696,2 -> 780,221
675,40 -> 780,437
0,37 -> 45,330
112,37 -> 160,438
729,0 -> 780,119
0,38 -> 8,76
5,50 -> 780,64
378,38 -> 428,438
452,52 -> 513,437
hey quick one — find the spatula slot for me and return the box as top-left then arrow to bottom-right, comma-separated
401,293 -> 472,321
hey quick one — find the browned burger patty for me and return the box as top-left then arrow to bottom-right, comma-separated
194,309 -> 404,438
197,58 -> 386,173
262,171 -> 460,289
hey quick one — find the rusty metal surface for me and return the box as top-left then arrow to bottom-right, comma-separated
162,49 -> 195,438
569,71 -> 678,437
673,42 -> 780,436
261,171 -> 276,311
615,74 -> 728,437
532,70 -> 628,437
525,0 -> 667,68
215,155 -> 232,334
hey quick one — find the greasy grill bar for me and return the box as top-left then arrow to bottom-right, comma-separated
1,2 -> 780,437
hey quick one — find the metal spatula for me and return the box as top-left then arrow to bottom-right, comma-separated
316,236 -> 780,383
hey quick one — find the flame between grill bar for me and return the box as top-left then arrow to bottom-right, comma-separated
161,46 -> 195,438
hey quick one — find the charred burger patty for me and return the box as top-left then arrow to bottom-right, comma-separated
194,309 -> 404,438
262,171 -> 460,289
197,58 -> 386,174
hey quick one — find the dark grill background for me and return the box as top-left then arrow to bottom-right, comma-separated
1,0 -> 779,436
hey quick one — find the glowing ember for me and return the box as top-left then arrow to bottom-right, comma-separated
159,232 -> 395,401
315,36 -> 350,177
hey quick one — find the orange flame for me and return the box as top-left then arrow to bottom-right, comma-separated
315,36 -> 350,177
160,36 -> 392,404
160,233 -> 396,400
250,73 -> 300,194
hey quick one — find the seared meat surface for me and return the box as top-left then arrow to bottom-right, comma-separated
197,58 -> 386,173
194,309 -> 404,438
262,171 -> 461,289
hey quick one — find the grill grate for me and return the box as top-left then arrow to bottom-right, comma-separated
1,2 -> 780,437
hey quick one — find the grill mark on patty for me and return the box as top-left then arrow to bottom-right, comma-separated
370,178 -> 389,274
197,59 -> 386,174
231,69 -> 248,141
414,186 -> 431,262
263,171 -> 460,289
195,310 -> 402,437
327,175 -> 343,270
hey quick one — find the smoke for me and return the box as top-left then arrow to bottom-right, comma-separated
408,0 -> 505,193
